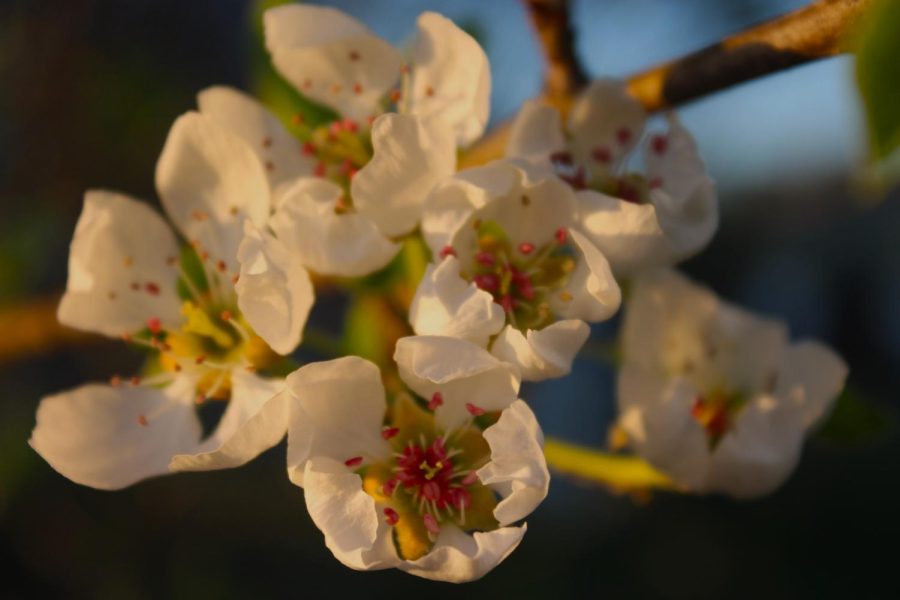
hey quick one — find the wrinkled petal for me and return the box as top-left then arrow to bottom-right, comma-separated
169,371 -> 286,472
352,113 -> 456,237
156,112 -> 270,271
477,400 -> 549,525
401,524 -> 526,583
490,320 -> 590,381
409,12 -> 491,146
304,456 -> 400,571
264,4 -> 403,121
568,78 -> 647,178
271,178 -> 400,277
408,256 -> 505,347
551,228 -> 621,322
506,100 -> 566,163
775,340 -> 848,428
236,220 -> 314,355
58,190 -> 182,337
30,376 -> 200,490
198,86 -> 313,190
286,356 -> 391,486
394,336 -> 520,431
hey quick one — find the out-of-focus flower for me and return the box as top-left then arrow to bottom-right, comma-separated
29,112 -> 315,489
507,79 -> 718,276
615,268 -> 848,498
285,336 -> 548,582
413,160 -> 621,380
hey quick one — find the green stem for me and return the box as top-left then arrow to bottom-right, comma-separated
543,437 -> 676,492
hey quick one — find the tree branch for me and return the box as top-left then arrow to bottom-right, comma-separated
522,0 -> 588,112
0,295 -> 90,364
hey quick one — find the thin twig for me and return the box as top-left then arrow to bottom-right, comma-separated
0,295 -> 90,364
522,0 -> 588,112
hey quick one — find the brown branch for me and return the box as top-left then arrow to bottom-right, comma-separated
461,0 -> 871,169
522,0 -> 588,112
0,295 -> 90,364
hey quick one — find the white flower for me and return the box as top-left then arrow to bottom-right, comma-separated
413,160 -> 621,381
615,268 -> 848,498
506,79 -> 718,276
29,111 -> 316,489
285,336 -> 549,582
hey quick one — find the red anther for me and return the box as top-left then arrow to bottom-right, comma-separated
383,507 -> 400,526
422,480 -> 441,501
291,113 -> 305,126
341,118 -> 359,133
449,487 -> 472,509
262,137 -> 273,148
425,85 -> 435,97
518,242 -> 535,255
616,127 -> 632,145
381,426 -> 400,440
344,456 -> 364,468
137,414 -> 149,427
549,151 -> 573,165
195,355 -> 206,365
555,228 -> 568,244
383,478 -> 399,496
349,50 -> 360,61
439,245 -> 456,259
389,89 -> 402,103
461,471 -> 479,486
516,277 -> 535,301
110,375 -> 122,386
428,392 -> 444,411
313,162 -> 327,177
592,146 -> 612,164
475,251 -> 496,267
216,260 -> 227,272
129,376 -> 141,386
146,317 -> 162,334
691,398 -> 704,419
500,295 -> 516,313
328,121 -> 343,138
465,403 -> 486,417
352,82 -> 363,95
220,310 -> 232,322
651,135 -> 668,155
649,177 -> 663,189
423,513 -> 440,535
707,409 -> 729,439
474,273 -> 500,293
301,141 -> 316,156
145,282 -> 160,296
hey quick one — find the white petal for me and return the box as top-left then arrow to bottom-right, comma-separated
58,190 -> 182,337
551,228 -> 621,322
394,336 -> 520,431
477,400 -> 549,526
169,371 -> 286,472
775,340 -> 848,428
270,178 -> 400,277
29,377 -> 201,490
352,113 -> 456,237
401,524 -> 526,583
506,100 -> 566,162
490,320 -> 590,381
235,220 -> 314,355
198,86 -> 314,189
264,4 -> 402,121
408,256 -> 505,346
285,356 -> 391,487
156,112 -> 271,272
303,456 -> 400,571
409,12 -> 491,147
568,78 -> 647,178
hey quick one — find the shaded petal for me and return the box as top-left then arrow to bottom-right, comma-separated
236,220 -> 314,355
401,524 -> 526,583
409,12 -> 491,146
264,4 -> 402,121
352,113 -> 456,237
775,340 -> 848,428
58,190 -> 182,337
169,371 -> 286,472
490,320 -> 590,381
30,376 -> 201,490
286,356 -> 391,487
271,178 -> 400,277
304,456 -> 400,570
156,112 -> 270,271
408,256 -> 505,347
506,100 -> 566,162
551,228 -> 621,322
198,86 -> 314,190
477,400 -> 549,525
394,336 -> 520,431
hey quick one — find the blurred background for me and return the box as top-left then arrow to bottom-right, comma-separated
1,0 -> 897,597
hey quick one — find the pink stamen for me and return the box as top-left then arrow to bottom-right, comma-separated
475,251 -> 496,267
592,146 -> 612,164
423,513 -> 440,535
145,282 -> 160,296
428,392 -> 444,411
474,273 -> 500,292
381,426 -> 400,440
344,456 -> 364,468
384,507 -> 400,526
301,141 -> 316,156
652,135 -> 668,155
382,478 -> 399,496
616,127 -> 632,145
461,471 -> 479,486
518,242 -> 535,255
146,317 -> 162,334
465,403 -> 486,417
555,227 -> 568,244
439,245 -> 456,259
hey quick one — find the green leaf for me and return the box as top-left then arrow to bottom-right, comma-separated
854,0 -> 900,179
814,387 -> 893,446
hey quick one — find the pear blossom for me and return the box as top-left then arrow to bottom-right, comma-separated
242,4 -> 491,270
615,269 -> 848,498
413,160 -> 621,380
285,336 -> 549,582
506,79 -> 718,276
30,111 -> 316,489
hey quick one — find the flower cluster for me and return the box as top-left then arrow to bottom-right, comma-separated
29,3 -> 848,583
